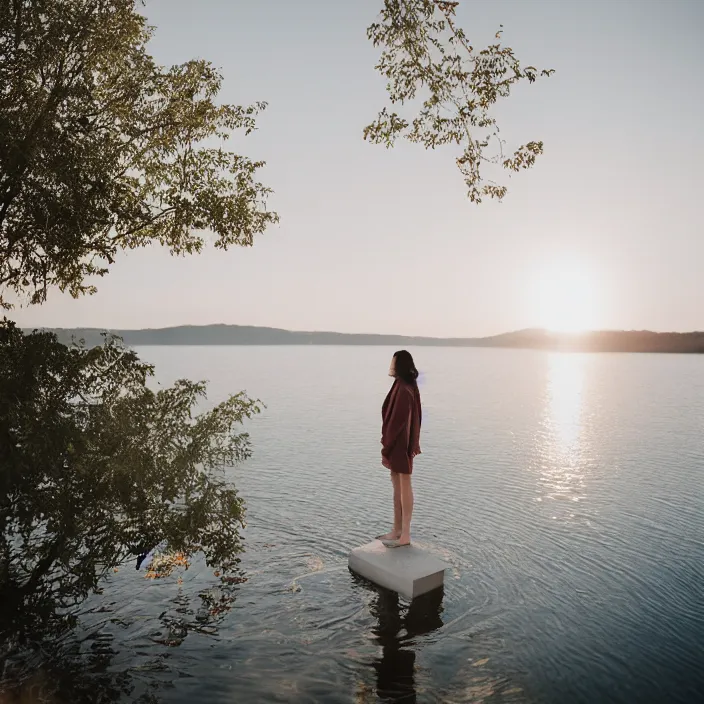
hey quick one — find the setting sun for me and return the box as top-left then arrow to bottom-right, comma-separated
535,264 -> 598,333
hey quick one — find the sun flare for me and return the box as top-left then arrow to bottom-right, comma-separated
535,264 -> 597,333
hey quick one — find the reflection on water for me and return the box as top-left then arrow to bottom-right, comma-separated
536,354 -> 589,509
369,587 -> 444,703
546,353 -> 585,453
1,565 -> 244,703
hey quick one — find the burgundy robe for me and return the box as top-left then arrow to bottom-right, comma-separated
381,379 -> 422,474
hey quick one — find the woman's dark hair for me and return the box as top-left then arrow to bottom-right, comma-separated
393,350 -> 419,384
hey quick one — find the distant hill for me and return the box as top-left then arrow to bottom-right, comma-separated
23,324 -> 704,353
484,328 -> 704,353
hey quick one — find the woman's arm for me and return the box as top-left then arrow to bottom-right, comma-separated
381,387 -> 412,458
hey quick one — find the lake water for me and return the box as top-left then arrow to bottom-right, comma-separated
30,347 -> 704,702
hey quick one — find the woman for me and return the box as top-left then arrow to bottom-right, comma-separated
376,350 -> 422,548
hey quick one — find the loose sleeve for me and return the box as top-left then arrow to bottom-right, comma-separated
381,387 -> 412,458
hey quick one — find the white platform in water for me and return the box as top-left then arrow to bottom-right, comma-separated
348,540 -> 449,600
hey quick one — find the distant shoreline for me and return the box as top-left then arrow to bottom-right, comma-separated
24,324 -> 704,354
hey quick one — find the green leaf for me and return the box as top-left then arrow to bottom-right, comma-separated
0,0 -> 278,308
364,0 -> 554,203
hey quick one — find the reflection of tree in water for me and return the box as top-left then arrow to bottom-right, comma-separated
369,587 -> 444,703
151,574 -> 245,647
1,573 -> 244,702
1,614 -> 153,704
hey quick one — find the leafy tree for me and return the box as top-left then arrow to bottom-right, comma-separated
365,0 -> 554,202
0,319 -> 261,648
0,0 -> 271,661
0,0 -> 277,308
0,0 -> 549,313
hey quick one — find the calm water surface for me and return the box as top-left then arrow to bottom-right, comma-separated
58,347 -> 704,702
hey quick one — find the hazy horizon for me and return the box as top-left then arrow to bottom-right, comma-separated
9,0 -> 704,337
22,322 -> 704,338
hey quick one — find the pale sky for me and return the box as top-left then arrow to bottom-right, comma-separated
12,0 -> 704,337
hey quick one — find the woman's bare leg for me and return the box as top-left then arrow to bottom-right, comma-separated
392,472 -> 403,535
398,474 -> 414,545
377,471 -> 402,540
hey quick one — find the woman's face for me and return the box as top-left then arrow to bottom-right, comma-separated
388,356 -> 396,377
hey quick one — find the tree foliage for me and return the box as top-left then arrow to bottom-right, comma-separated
365,0 -> 554,202
0,0 -> 278,308
0,318 -> 261,646
0,0 -> 555,689
0,3 -> 275,659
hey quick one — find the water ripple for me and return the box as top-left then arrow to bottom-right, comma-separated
9,346 -> 703,704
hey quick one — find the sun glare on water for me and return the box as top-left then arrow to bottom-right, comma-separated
535,264 -> 598,334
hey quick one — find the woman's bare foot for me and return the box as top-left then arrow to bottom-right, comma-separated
396,534 -> 411,546
382,538 -> 411,548
376,530 -> 401,541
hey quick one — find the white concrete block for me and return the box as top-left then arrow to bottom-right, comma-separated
348,540 -> 449,600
